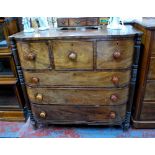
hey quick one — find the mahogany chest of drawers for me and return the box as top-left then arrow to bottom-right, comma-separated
132,18 -> 155,128
10,25 -> 142,130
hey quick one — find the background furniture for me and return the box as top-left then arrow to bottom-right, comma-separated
0,17 -> 26,121
132,18 -> 155,128
10,25 -> 142,129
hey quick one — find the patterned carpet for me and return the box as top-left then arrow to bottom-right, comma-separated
1,118 -> 155,138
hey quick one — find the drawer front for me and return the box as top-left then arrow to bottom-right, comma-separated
69,18 -> 87,27
26,87 -> 129,106
31,103 -> 126,124
144,81 -> 155,101
96,40 -> 134,69
86,17 -> 99,26
52,41 -> 93,70
24,70 -> 131,87
57,18 -> 69,27
17,42 -> 50,69
148,57 -> 155,79
140,102 -> 155,120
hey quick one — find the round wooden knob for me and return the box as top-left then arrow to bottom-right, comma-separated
113,51 -> 121,59
27,53 -> 36,60
31,77 -> 39,84
35,93 -> 43,101
40,111 -> 46,118
68,52 -> 77,60
110,111 -> 116,119
110,94 -> 118,102
111,76 -> 119,85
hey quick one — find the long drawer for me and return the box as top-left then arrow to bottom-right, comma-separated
144,81 -> 155,101
148,57 -> 155,80
140,101 -> 155,120
31,103 -> 126,124
24,70 -> 131,87
26,87 -> 129,106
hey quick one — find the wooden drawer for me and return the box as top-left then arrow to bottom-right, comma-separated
148,57 -> 155,79
52,41 -> 93,70
96,40 -> 134,69
69,18 -> 87,27
31,103 -> 126,124
144,81 -> 155,101
86,17 -> 99,26
26,87 -> 129,106
24,70 -> 131,87
17,42 -> 50,69
140,102 -> 155,120
57,18 -> 69,27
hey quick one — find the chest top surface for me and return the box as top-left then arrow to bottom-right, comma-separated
10,25 -> 142,41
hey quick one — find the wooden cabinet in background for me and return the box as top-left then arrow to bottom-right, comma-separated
0,18 -> 26,121
132,18 -> 155,128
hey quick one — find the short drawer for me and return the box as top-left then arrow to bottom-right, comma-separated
96,40 -> 134,69
52,40 -> 93,70
17,42 -> 50,69
26,87 -> 129,106
24,70 -> 131,87
140,102 -> 155,120
144,81 -> 155,101
69,18 -> 87,27
57,18 -> 69,27
31,103 -> 126,124
148,57 -> 155,79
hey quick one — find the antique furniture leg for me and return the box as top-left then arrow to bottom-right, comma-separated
122,36 -> 141,130
10,37 -> 38,129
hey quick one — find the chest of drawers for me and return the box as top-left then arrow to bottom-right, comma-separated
10,25 -> 142,130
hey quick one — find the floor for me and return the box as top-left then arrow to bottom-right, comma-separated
1,118 -> 155,138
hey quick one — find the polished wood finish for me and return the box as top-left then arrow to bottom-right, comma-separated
10,25 -> 142,129
132,18 -> 155,128
17,42 -> 50,69
31,103 -> 126,124
23,70 -> 131,87
26,87 -> 129,106
96,40 -> 134,69
52,40 -> 93,70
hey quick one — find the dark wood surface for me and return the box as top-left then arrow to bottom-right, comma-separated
10,25 -> 142,40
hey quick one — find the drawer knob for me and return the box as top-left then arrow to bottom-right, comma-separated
111,76 -> 119,85
31,77 -> 39,84
113,51 -> 121,59
35,93 -> 43,101
68,52 -> 77,60
110,111 -> 116,119
40,111 -> 46,118
110,94 -> 118,102
27,53 -> 36,60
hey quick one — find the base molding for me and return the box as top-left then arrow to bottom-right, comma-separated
132,117 -> 155,128
0,110 -> 25,122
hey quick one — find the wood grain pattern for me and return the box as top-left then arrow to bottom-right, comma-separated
150,31 -> 155,55
31,103 -> 126,124
96,40 -> 134,69
140,102 -> 155,120
52,40 -> 93,70
24,70 -> 131,87
17,42 -> 51,69
148,57 -> 155,79
144,81 -> 155,101
26,87 -> 129,106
